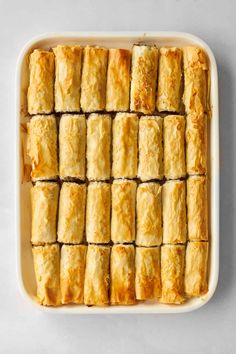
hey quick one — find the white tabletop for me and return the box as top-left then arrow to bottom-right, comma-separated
1,0 -> 236,353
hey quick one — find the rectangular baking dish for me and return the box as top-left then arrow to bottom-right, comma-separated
16,32 -> 219,314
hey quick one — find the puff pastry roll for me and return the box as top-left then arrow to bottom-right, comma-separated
53,45 -> 83,113
27,49 -> 54,115
183,47 -> 208,114
32,244 -> 61,306
60,245 -> 87,304
186,113 -> 207,175
187,176 -> 208,241
31,182 -> 59,245
80,46 -> 108,112
138,116 -> 163,181
87,114 -> 111,181
156,47 -> 183,113
112,113 -> 138,178
161,245 -> 185,304
136,183 -> 162,246
84,245 -> 110,306
111,180 -> 136,243
27,115 -> 58,180
57,183 -> 86,244
135,247 -> 161,300
162,180 -> 186,244
163,115 -> 186,179
106,48 -> 131,111
110,245 -> 135,305
59,114 -> 86,180
130,45 -> 158,114
185,242 -> 208,296
86,182 -> 111,244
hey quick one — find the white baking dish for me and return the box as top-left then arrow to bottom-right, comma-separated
16,32 -> 219,314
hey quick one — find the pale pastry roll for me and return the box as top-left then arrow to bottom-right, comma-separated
186,113 -> 207,175
135,247 -> 161,300
84,245 -> 110,306
59,114 -> 86,180
31,182 -> 59,245
130,45 -> 158,114
112,113 -> 138,178
136,183 -> 162,246
183,47 -> 208,114
160,245 -> 185,304
57,183 -> 86,244
60,245 -> 87,304
53,45 -> 83,113
87,114 -> 111,181
27,49 -> 54,115
185,242 -> 209,296
163,115 -> 186,179
80,46 -> 108,112
111,180 -> 136,243
106,48 -> 131,111
138,116 -> 163,181
32,244 -> 61,306
162,180 -> 186,244
156,47 -> 183,112
110,244 -> 135,305
187,176 -> 208,241
86,182 -> 111,244
27,115 -> 58,180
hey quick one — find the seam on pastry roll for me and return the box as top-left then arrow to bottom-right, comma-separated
138,116 -> 163,181
59,114 -> 86,180
110,244 -> 135,305
130,45 -> 158,114
53,46 -> 83,113
84,245 -> 110,306
87,114 -> 111,181
57,182 -> 86,244
31,182 -> 59,245
27,115 -> 58,180
32,243 -> 61,306
27,49 -> 55,115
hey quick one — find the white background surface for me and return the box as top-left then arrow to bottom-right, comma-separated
0,0 -> 235,353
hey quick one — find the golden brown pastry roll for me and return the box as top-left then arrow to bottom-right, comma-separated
112,113 -> 138,178
160,245 -> 185,304
31,182 -> 59,245
183,47 -> 208,114
162,180 -> 186,244
187,176 -> 208,241
186,113 -> 207,175
156,47 -> 183,112
32,244 -> 61,306
53,45 -> 83,113
80,46 -> 108,112
185,241 -> 208,296
110,244 -> 135,305
27,115 -> 58,180
87,114 -> 111,181
57,183 -> 86,244
27,49 -> 54,115
135,247 -> 161,300
138,116 -> 163,181
130,45 -> 158,114
106,48 -> 131,112
136,183 -> 162,247
60,245 -> 87,304
111,180 -> 136,243
59,114 -> 86,180
86,182 -> 111,244
84,245 -> 110,306
163,115 -> 186,179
